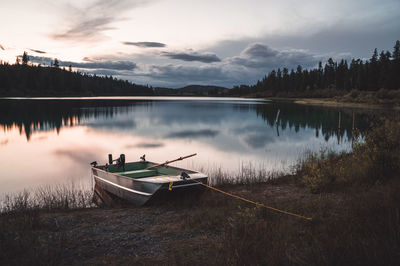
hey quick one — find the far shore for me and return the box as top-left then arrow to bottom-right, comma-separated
266,97 -> 400,110
2,94 -> 399,111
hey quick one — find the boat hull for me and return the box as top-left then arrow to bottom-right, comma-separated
91,162 -> 208,206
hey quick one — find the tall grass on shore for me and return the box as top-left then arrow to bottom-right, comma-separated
205,162 -> 287,186
297,119 -> 400,193
340,88 -> 400,106
0,180 -> 93,266
207,181 -> 400,266
0,181 -> 94,214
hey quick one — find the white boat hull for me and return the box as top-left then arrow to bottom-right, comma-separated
91,162 -> 208,206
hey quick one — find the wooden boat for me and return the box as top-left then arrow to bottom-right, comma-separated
90,154 -> 208,206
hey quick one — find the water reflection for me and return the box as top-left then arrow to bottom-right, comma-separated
167,129 -> 219,139
0,99 -> 369,142
0,97 -> 371,194
0,100 -> 146,140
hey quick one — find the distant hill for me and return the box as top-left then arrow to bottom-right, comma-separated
154,85 -> 229,96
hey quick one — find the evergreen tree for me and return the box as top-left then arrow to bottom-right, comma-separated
239,40 -> 400,96
53,58 -> 59,68
392,40 -> 400,90
393,40 -> 400,60
22,51 -> 29,65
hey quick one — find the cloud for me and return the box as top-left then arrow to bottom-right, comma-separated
31,136 -> 48,142
52,17 -> 115,41
243,43 -> 278,58
63,60 -> 137,70
243,133 -> 274,149
161,51 -> 221,63
28,56 -> 53,66
130,43 -> 347,87
53,148 -> 102,164
51,0 -> 150,41
126,142 -> 164,148
137,64 -> 231,87
29,48 -> 46,54
166,129 -> 219,139
229,43 -> 321,69
85,69 -> 122,76
29,56 -> 136,70
84,119 -> 136,129
123,41 -> 166,48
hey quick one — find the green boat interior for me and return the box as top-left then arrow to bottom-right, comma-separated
97,161 -> 195,179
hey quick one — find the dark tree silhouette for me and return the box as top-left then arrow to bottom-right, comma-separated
393,40 -> 400,60
0,62 -> 156,96
227,40 -> 400,97
53,58 -> 59,68
22,51 -> 29,65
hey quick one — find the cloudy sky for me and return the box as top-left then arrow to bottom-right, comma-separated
0,0 -> 399,88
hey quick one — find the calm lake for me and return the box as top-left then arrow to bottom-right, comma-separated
0,97 -> 369,195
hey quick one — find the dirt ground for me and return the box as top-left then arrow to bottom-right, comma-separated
2,179 -> 311,265
3,177 -> 398,265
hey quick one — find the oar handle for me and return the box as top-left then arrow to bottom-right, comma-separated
146,153 -> 197,169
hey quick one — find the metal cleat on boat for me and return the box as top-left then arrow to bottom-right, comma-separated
180,172 -> 190,180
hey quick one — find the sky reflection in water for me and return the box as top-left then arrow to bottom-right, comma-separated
0,97 -> 368,194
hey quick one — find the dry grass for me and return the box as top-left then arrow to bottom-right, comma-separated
0,184 -> 93,214
0,182 -> 93,265
340,89 -> 400,106
203,163 -> 286,187
297,119 -> 400,193
1,175 -> 399,265
161,178 -> 400,266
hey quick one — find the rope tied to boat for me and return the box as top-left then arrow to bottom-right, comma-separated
194,180 -> 313,222
159,174 -> 312,221
144,153 -> 312,221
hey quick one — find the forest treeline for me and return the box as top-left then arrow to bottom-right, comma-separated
0,56 -> 155,96
227,40 -> 400,97
0,58 -> 224,96
1,40 -> 399,97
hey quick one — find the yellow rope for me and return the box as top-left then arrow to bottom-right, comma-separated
197,181 -> 313,222
156,174 -> 312,221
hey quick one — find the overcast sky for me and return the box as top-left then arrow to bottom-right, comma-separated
1,0 -> 399,88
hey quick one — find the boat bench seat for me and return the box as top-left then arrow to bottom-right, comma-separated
118,169 -> 157,178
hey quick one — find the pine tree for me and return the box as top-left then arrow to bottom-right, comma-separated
53,58 -> 59,68
392,40 -> 400,90
22,51 -> 29,65
393,40 -> 400,60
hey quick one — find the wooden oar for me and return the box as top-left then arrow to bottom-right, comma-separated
146,153 -> 197,169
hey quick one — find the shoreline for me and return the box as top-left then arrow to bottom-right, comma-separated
1,94 -> 398,110
268,97 -> 400,110
2,176 -> 399,265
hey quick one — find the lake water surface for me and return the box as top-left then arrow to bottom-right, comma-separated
0,97 -> 369,194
